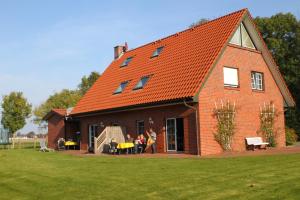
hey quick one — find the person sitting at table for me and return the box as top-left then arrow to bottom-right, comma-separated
109,138 -> 118,155
139,134 -> 147,153
125,134 -> 134,143
134,135 -> 143,154
125,134 -> 134,153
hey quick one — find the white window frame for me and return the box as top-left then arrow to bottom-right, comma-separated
229,23 -> 256,50
223,67 -> 239,88
251,71 -> 264,90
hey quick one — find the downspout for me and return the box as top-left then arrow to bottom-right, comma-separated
183,100 -> 200,157
64,116 -> 67,140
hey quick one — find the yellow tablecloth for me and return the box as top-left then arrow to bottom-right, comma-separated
65,141 -> 78,146
117,143 -> 134,149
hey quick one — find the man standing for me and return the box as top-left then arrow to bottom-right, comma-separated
146,128 -> 157,154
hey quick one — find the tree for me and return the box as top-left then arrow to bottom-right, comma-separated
33,71 -> 100,124
33,89 -> 81,124
1,92 -> 32,135
254,13 -> 300,135
189,18 -> 210,28
78,71 -> 100,95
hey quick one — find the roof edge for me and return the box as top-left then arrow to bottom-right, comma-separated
43,109 -> 67,121
71,97 -> 194,117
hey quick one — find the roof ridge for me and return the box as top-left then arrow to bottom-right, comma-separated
124,8 -> 248,53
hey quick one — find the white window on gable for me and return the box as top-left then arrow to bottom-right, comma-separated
230,25 -> 241,46
229,23 -> 256,49
241,23 -> 255,49
223,67 -> 239,87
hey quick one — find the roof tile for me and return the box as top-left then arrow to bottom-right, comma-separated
72,9 -> 247,114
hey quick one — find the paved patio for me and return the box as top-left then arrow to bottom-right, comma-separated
61,143 -> 300,158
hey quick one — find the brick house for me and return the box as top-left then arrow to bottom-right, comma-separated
45,9 -> 295,155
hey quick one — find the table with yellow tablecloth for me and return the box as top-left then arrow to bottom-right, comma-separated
65,141 -> 78,150
117,142 -> 134,149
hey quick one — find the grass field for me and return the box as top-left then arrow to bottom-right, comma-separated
0,150 -> 300,200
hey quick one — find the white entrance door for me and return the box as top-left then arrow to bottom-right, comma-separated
166,118 -> 177,151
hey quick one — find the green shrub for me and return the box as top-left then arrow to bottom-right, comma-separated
286,128 -> 298,146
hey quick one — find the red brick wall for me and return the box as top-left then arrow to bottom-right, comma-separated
78,104 -> 198,154
47,114 -> 65,149
198,45 -> 286,155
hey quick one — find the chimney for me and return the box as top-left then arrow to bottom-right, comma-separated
114,42 -> 128,60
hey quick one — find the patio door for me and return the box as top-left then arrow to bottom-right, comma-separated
88,124 -> 99,149
166,118 -> 184,152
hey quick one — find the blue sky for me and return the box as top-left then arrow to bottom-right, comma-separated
0,0 -> 299,134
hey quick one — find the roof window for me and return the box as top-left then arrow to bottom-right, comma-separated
151,46 -> 164,58
114,81 -> 129,94
134,76 -> 150,90
120,57 -> 133,67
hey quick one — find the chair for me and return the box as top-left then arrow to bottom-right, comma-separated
109,142 -> 118,155
39,139 -> 54,152
57,138 -> 66,151
137,145 -> 144,154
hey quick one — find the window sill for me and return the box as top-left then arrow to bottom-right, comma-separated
252,89 -> 265,93
224,86 -> 240,91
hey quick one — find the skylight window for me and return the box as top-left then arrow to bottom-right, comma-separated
120,57 -> 133,67
134,76 -> 150,90
114,81 -> 129,94
229,23 -> 256,49
151,46 -> 164,58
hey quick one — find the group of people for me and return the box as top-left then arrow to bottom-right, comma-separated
110,128 -> 157,154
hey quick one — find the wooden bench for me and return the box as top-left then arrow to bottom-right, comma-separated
245,137 -> 269,151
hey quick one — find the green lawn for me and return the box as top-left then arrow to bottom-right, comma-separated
0,150 -> 300,200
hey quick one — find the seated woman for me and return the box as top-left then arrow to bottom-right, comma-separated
109,138 -> 118,155
134,134 -> 146,154
134,135 -> 143,154
140,134 -> 147,152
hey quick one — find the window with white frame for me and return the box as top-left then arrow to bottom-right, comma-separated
251,72 -> 264,90
223,67 -> 239,87
229,23 -> 256,49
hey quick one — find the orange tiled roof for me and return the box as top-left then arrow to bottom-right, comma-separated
72,9 -> 247,115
